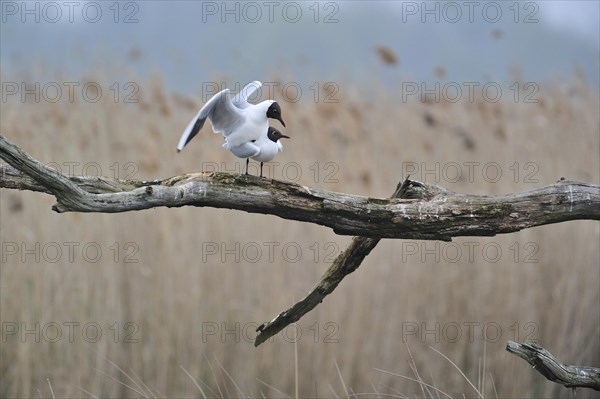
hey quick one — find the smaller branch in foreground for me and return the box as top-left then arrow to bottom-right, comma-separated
506,341 -> 600,391
254,179 -> 421,346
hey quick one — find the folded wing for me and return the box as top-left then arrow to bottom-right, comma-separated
227,142 -> 261,158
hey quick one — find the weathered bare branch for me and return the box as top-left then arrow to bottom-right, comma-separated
0,162 -> 147,194
255,236 -> 379,346
3,134 -> 599,348
254,179 -> 417,346
1,134 -> 598,241
0,134 -> 95,210
506,341 -> 600,391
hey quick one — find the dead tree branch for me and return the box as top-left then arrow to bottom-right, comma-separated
2,133 -> 600,346
1,134 -> 599,241
254,179 -> 417,346
506,341 -> 600,391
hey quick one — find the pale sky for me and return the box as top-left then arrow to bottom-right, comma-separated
538,1 -> 600,45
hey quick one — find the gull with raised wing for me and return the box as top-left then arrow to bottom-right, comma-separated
176,81 -> 285,153
229,126 -> 290,177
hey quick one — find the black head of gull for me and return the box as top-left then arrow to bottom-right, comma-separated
244,127 -> 290,177
266,102 -> 286,127
267,126 -> 290,142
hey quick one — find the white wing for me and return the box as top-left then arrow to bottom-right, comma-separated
231,81 -> 262,109
177,89 -> 245,151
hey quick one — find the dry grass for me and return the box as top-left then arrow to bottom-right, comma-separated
0,72 -> 598,398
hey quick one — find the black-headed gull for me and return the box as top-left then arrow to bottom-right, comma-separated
176,81 -> 285,153
228,126 -> 290,177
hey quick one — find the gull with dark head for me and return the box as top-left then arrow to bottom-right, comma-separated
176,81 -> 285,152
229,126 -> 290,177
